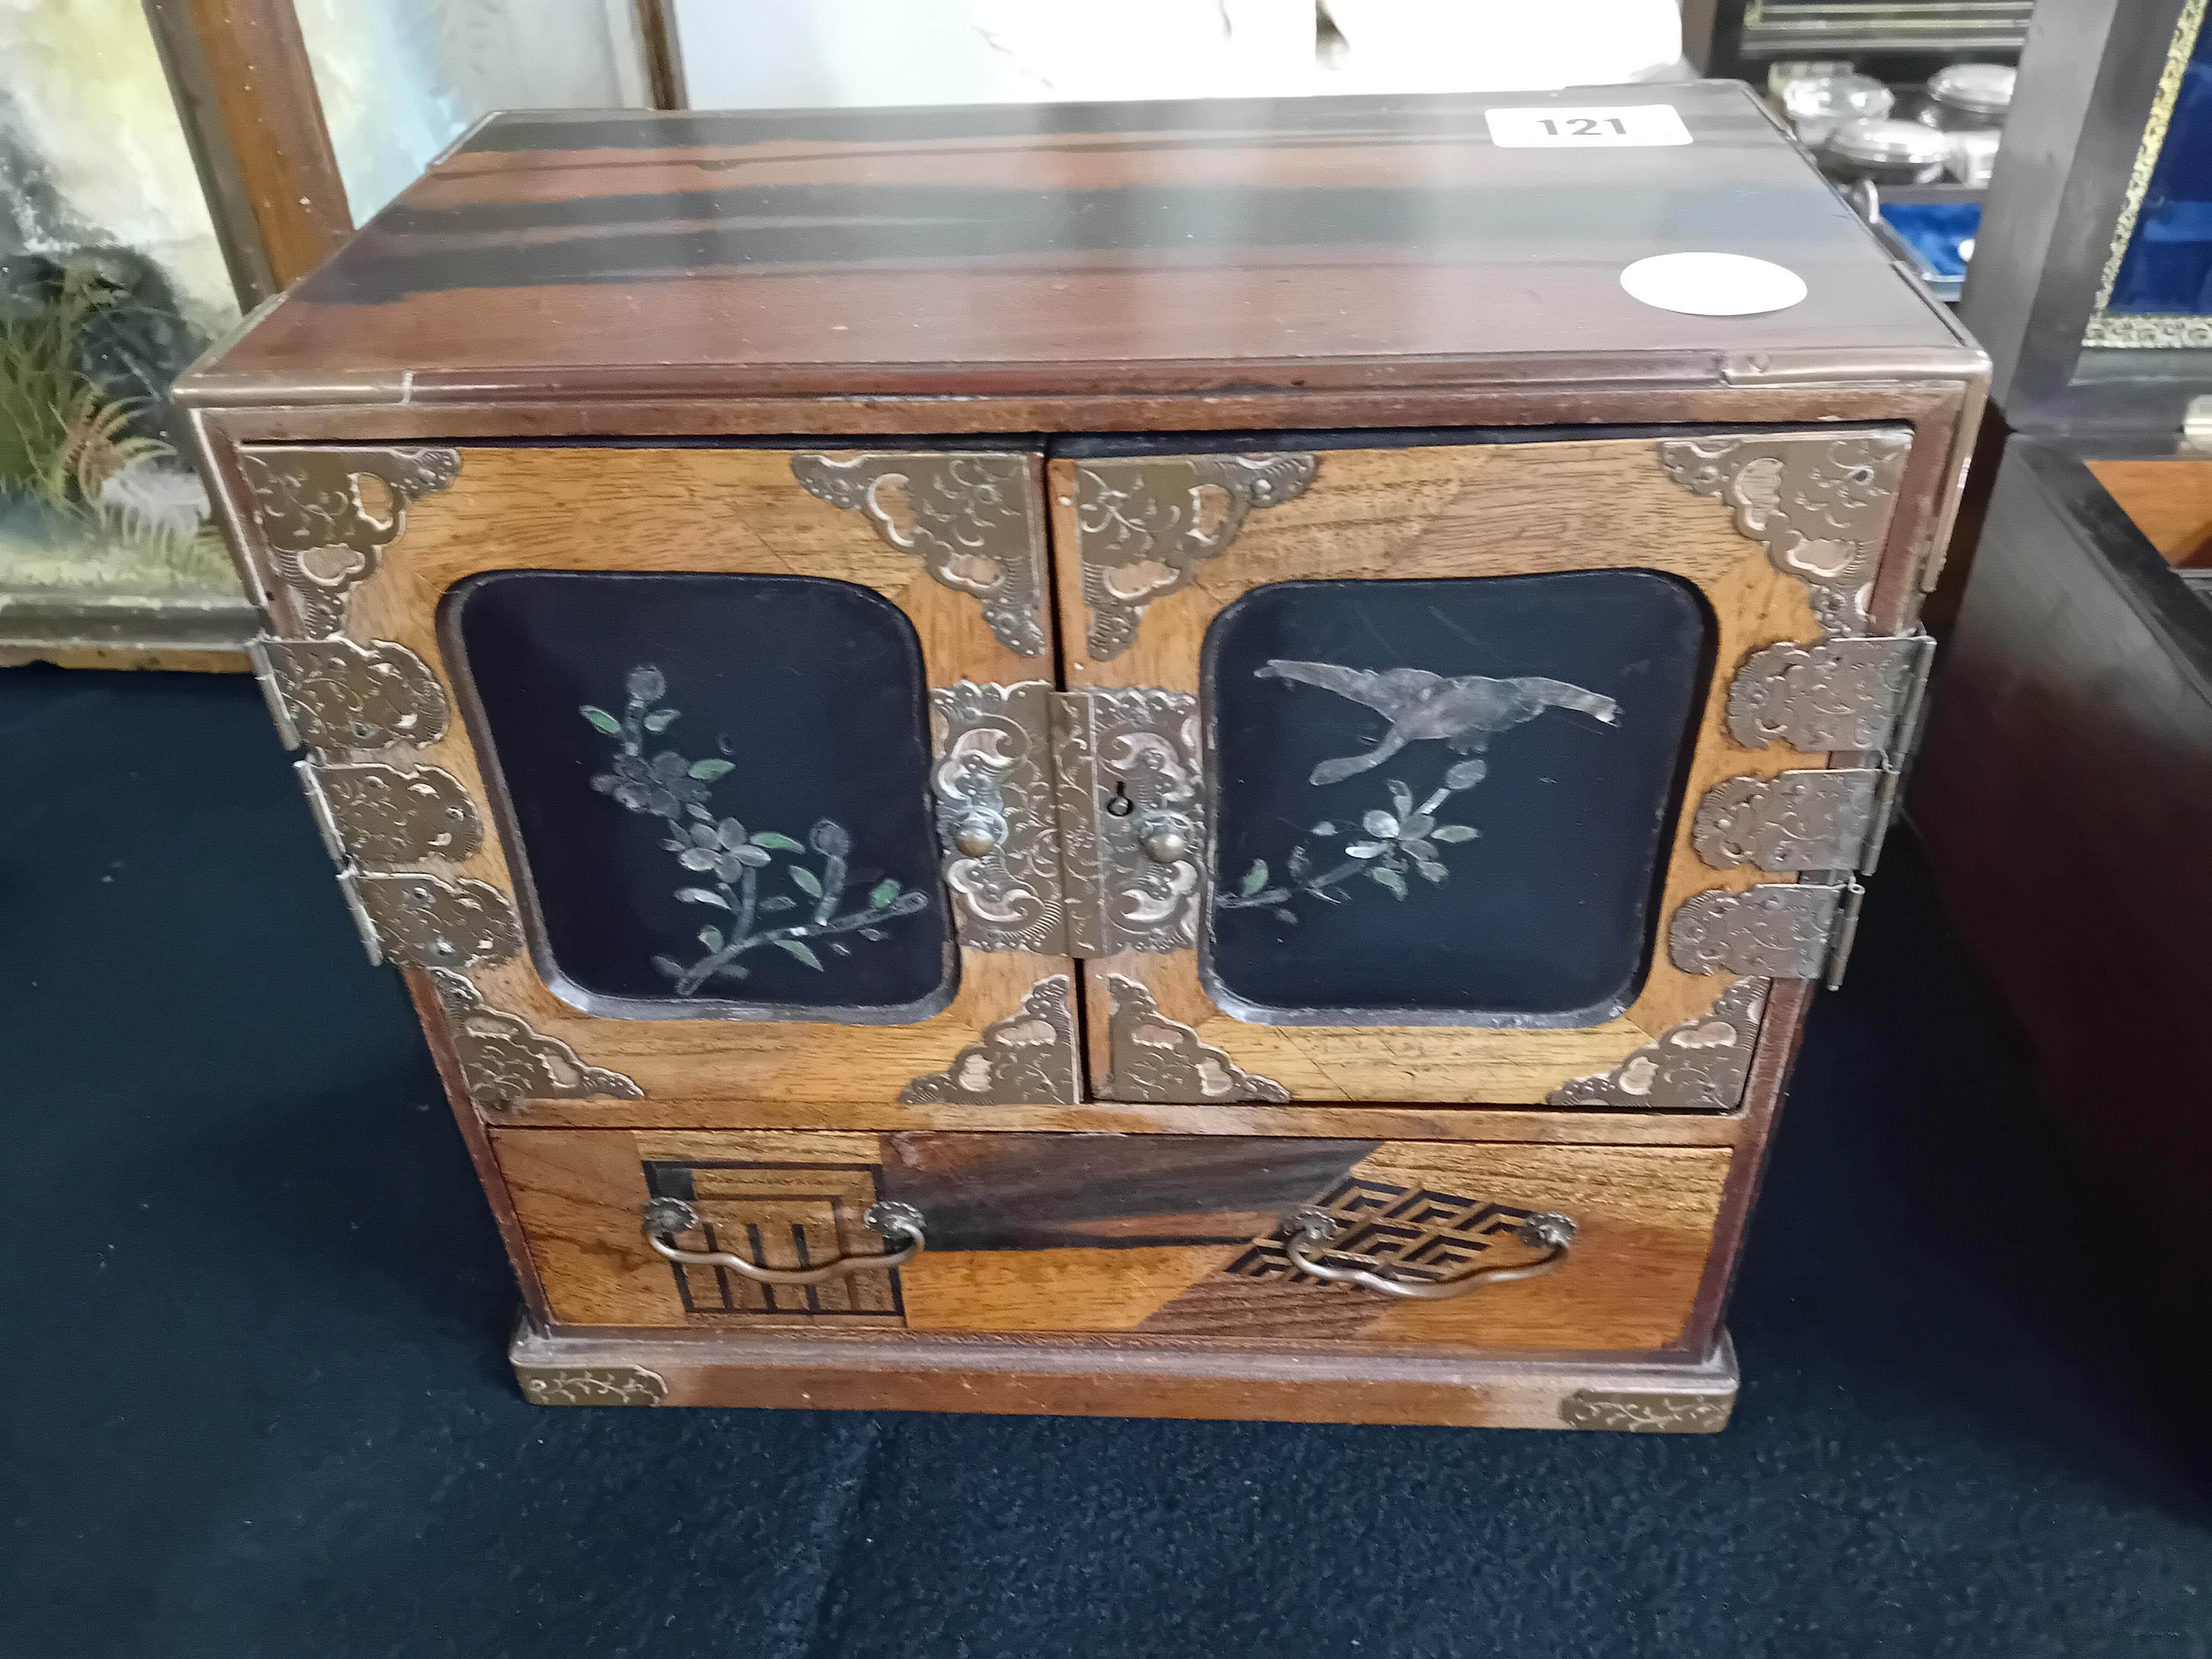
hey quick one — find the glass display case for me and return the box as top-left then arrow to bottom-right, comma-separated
0,0 -> 249,667
0,0 -> 652,671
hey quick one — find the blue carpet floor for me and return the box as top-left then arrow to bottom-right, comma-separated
3,663 -> 2207,1658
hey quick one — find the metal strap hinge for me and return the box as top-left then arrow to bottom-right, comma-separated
1821,879 -> 1869,991
1692,766 -> 1899,876
295,757 -> 483,868
1844,631 -> 1939,887
1726,632 -> 1935,760
1670,879 -> 1866,989
249,633 -> 449,753
334,865 -> 523,970
1705,629 -> 1935,893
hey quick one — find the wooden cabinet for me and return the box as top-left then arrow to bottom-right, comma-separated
180,86 -> 1983,1430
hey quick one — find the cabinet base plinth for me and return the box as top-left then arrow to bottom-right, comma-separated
508,1318 -> 1738,1431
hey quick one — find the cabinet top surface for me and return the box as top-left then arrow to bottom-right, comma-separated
186,82 -> 1977,408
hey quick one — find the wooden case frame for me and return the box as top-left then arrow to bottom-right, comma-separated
1910,2 -> 2212,1374
168,83 -> 1994,1426
186,383 -> 1975,1432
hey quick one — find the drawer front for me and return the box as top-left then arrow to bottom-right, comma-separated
494,1129 -> 1731,1352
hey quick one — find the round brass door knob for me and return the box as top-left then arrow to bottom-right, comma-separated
1140,828 -> 1189,863
954,816 -> 1002,858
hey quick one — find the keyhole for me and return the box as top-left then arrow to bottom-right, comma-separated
1105,781 -> 1135,818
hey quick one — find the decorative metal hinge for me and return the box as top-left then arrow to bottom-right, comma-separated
1691,768 -> 1895,874
929,682 -> 1066,954
1051,687 -> 1208,955
897,974 -> 1081,1104
1708,631 -> 1934,906
249,635 -> 449,752
296,758 -> 483,867
515,1364 -> 668,1407
1656,430 -> 1909,637
1070,453 -> 1316,659
1669,882 -> 1863,989
1726,632 -> 1934,756
1102,975 -> 1288,1103
1560,1389 -> 1732,1433
428,969 -> 641,1107
337,867 -> 524,970
238,446 -> 459,638
790,452 -> 1049,657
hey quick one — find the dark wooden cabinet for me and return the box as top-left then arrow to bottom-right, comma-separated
1918,441 -> 2212,1369
1912,0 -> 2212,1375
181,85 -> 1981,1430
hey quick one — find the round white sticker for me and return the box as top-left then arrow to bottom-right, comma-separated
1619,252 -> 1809,317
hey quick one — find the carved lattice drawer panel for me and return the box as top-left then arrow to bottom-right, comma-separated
646,1161 -> 903,1319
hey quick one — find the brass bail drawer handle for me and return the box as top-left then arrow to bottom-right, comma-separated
641,1197 -> 924,1284
1280,1207 -> 1577,1300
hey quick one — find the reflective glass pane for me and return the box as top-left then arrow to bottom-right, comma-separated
1204,571 -> 1710,1024
449,570 -> 951,1020
2106,18 -> 2212,319
294,0 -> 652,222
1,1 -> 249,653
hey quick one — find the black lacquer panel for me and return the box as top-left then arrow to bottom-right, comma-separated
447,571 -> 950,1020
1204,573 -> 1711,1024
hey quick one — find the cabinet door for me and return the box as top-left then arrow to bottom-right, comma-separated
1048,430 -> 1916,1107
234,445 -> 1082,1112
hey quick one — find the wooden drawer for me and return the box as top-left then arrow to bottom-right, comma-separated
494,1129 -> 1731,1353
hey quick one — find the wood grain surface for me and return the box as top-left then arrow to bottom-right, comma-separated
217,428 -> 1905,1115
1056,434 -> 1882,1103
510,1317 -> 1740,1427
491,1095 -> 1756,1140
228,432 -> 1883,1114
494,1127 -> 1730,1352
2087,458 -> 2212,565
176,85 -> 1972,408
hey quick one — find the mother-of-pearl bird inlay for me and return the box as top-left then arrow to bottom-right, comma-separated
1255,661 -> 1621,785
1218,659 -> 1621,919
